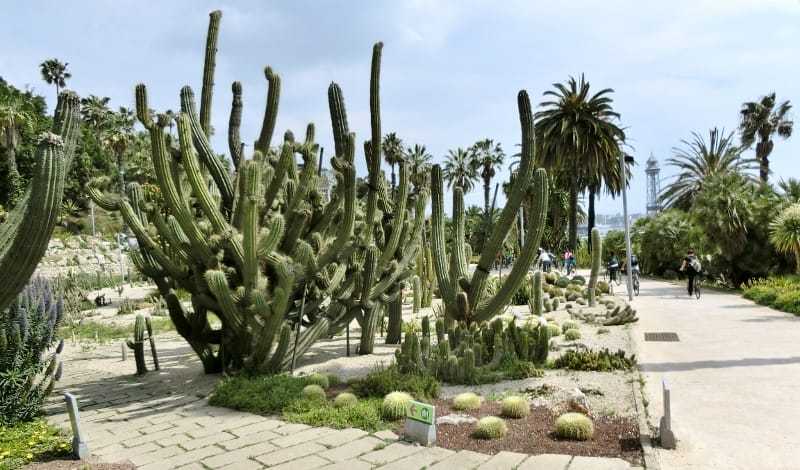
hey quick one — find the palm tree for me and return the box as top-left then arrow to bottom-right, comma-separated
382,132 -> 405,191
39,59 -> 71,99
770,203 -> 800,273
660,128 -> 754,210
103,107 -> 135,194
470,138 -> 505,216
778,178 -> 800,204
739,93 -> 793,183
442,148 -> 477,192
407,144 -> 432,189
535,75 -> 626,250
0,98 -> 32,201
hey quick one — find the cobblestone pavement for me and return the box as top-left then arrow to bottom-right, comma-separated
45,337 -> 643,470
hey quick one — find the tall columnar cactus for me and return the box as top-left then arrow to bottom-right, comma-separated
0,278 -> 64,424
530,270 -> 543,317
588,227 -> 602,307
385,296 -> 403,345
89,11 -> 424,372
0,92 -> 80,314
430,91 -> 548,324
414,239 -> 435,308
127,314 -> 148,375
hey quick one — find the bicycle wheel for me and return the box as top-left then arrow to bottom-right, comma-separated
634,275 -> 640,296
694,279 -> 701,299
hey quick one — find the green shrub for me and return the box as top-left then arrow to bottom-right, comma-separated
564,328 -> 581,341
350,365 -> 440,399
503,360 -> 545,380
473,416 -> 508,439
209,374 -> 306,414
283,397 -> 387,432
381,392 -> 413,420
301,384 -> 327,401
500,396 -> 530,418
452,392 -> 482,411
554,412 -> 594,440
305,373 -> 330,389
333,392 -> 358,408
742,276 -> 800,315
0,419 -> 70,468
553,349 -> 636,371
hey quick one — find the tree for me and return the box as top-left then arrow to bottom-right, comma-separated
660,128 -> 754,210
739,93 -> 793,183
469,138 -> 505,216
407,143 -> 432,189
382,132 -> 405,191
442,147 -> 477,192
770,204 -> 800,273
103,107 -> 135,194
0,98 -> 31,202
39,59 -> 71,99
535,75 -> 625,250
778,178 -> 800,205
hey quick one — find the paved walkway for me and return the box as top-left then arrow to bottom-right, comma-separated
630,277 -> 800,470
45,337 -> 641,470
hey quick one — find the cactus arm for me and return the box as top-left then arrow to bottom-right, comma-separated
474,169 -> 548,322
430,165 -> 455,307
118,201 -> 189,279
199,10 -> 222,137
588,227 -> 601,307
179,86 -> 235,211
451,185 -> 469,283
377,161 -> 408,269
317,134 -> 357,269
469,90 -> 537,306
262,142 -> 293,211
255,67 -> 281,154
228,81 -> 243,169
205,270 -> 247,336
362,43 -> 384,245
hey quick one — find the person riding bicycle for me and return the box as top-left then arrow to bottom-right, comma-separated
626,254 -> 640,275
607,252 -> 620,283
680,249 -> 702,297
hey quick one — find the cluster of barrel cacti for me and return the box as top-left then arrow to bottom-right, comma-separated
89,11 -> 424,373
0,91 -> 80,315
394,315 -> 549,384
0,278 -> 64,423
430,91 -> 548,326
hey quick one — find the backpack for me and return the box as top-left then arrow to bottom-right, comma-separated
690,257 -> 702,273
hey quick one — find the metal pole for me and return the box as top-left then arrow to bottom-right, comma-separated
620,152 -> 634,301
290,285 -> 308,373
90,201 -> 97,261
117,234 -> 125,284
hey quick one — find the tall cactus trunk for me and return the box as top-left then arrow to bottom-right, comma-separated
359,306 -> 382,354
386,296 -> 402,344
587,186 -> 595,251
588,228 -> 602,307
569,177 -> 578,251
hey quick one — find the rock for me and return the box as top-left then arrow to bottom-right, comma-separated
568,388 -> 591,415
437,414 -> 478,426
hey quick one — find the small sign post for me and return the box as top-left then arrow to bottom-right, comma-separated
64,392 -> 89,459
404,400 -> 436,446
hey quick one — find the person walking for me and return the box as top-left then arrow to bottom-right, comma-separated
680,249 -> 702,297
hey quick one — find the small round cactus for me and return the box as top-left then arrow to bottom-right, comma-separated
452,392 -> 482,411
547,323 -> 561,337
333,392 -> 358,408
305,372 -> 330,389
564,328 -> 581,341
500,395 -> 530,418
381,391 -> 413,420
554,412 -> 594,440
562,320 -> 578,331
301,384 -> 326,401
473,416 -> 508,439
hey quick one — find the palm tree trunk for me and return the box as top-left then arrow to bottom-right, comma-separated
756,141 -> 770,183
484,177 -> 491,215
390,162 -> 396,192
569,179 -> 578,250
587,186 -> 596,251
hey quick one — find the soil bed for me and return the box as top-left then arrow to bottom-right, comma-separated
417,398 -> 643,466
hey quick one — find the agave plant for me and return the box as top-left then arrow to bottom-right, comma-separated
770,204 -> 800,274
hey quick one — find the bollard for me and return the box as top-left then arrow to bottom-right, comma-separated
64,392 -> 89,459
121,341 -> 127,361
659,379 -> 676,449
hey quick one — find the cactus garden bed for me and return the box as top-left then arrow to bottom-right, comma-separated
429,397 -> 643,464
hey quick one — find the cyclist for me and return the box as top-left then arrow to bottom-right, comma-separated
626,253 -> 640,276
607,251 -> 620,283
679,249 -> 701,297
563,248 -> 575,275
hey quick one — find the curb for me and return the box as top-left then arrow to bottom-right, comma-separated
631,372 -> 661,470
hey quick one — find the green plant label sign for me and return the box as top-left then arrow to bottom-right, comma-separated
407,400 -> 435,425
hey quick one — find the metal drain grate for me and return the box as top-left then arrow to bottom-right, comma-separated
644,332 -> 680,342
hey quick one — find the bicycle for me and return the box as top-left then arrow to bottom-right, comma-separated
631,268 -> 640,296
693,273 -> 702,299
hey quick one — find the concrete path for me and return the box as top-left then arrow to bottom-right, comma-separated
630,277 -> 800,470
45,337 -> 641,470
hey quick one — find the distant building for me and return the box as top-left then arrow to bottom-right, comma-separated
646,153 -> 661,216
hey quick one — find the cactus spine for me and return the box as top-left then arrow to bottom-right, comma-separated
588,227 -> 601,307
0,92 -> 80,314
89,11 -> 424,373
430,91 -> 548,324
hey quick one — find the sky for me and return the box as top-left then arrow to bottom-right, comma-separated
2,0 -> 799,216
